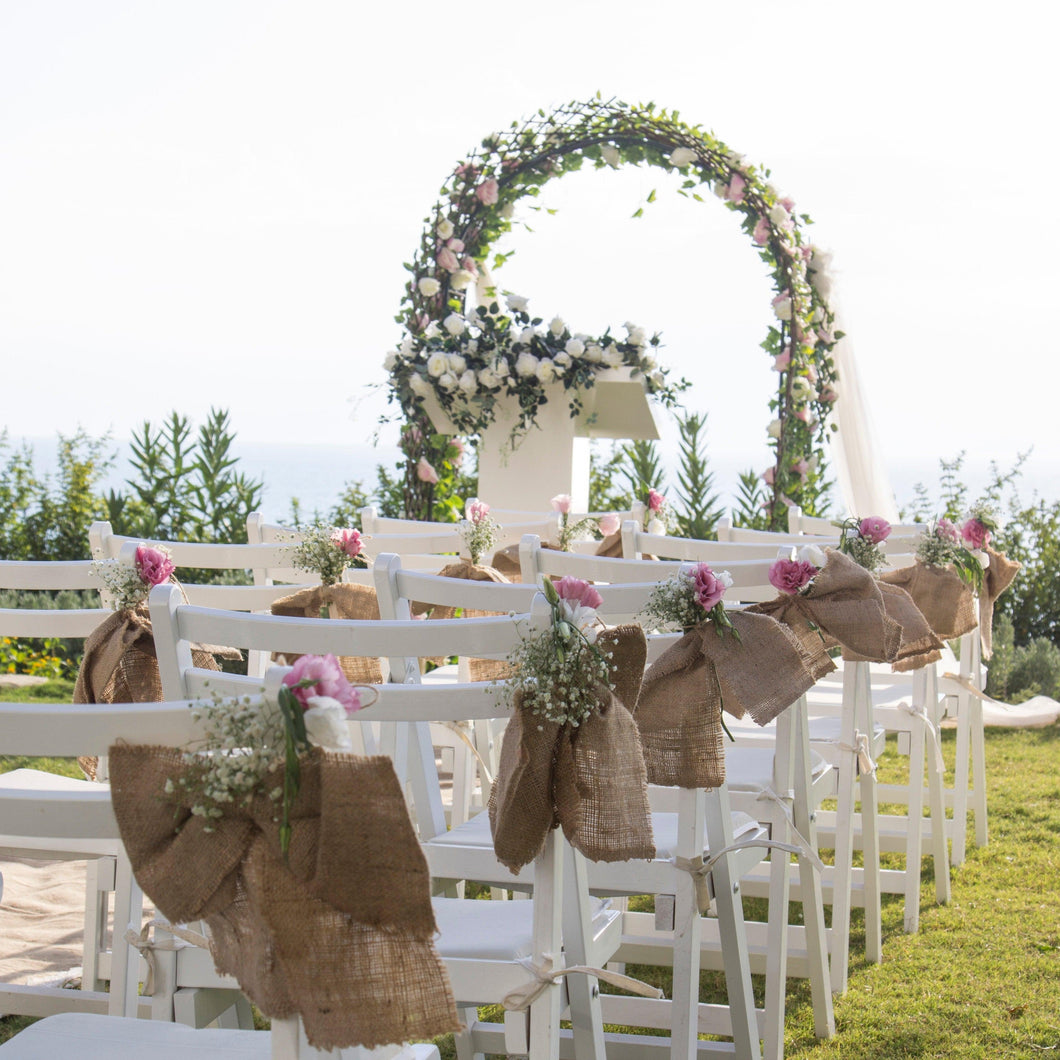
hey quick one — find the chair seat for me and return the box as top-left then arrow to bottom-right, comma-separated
724,746 -> 830,794
0,1013 -> 441,1059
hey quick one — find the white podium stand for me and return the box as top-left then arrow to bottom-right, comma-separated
421,369 -> 660,512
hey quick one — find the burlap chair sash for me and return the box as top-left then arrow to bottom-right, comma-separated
270,582 -> 383,683
749,549 -> 902,663
880,561 -> 978,641
634,610 -> 824,789
109,745 -> 460,1050
979,546 -> 1021,658
842,583 -> 944,672
488,626 -> 654,873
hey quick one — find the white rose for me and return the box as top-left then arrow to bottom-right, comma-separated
553,351 -> 571,369
536,359 -> 556,383
458,370 -> 477,395
478,367 -> 499,389
811,270 -> 833,300
408,373 -> 432,398
506,293 -> 530,313
772,296 -> 793,321
790,377 -> 814,400
399,337 -> 414,354
768,203 -> 790,227
600,143 -> 621,168
417,276 -> 441,297
808,247 -> 832,274
649,370 -> 664,388
518,327 -> 537,345
383,351 -> 398,372
767,419 -> 782,439
602,346 -> 623,368
303,696 -> 352,751
668,147 -> 697,168
500,203 -> 516,219
447,353 -> 467,374
426,353 -> 448,378
515,351 -> 539,377
646,518 -> 665,536
626,325 -> 647,346
716,570 -> 734,590
641,354 -> 657,370
464,339 -> 478,354
565,338 -> 585,358
438,372 -> 457,390
549,316 -> 566,337
812,305 -> 826,323
450,269 -> 475,291
585,344 -> 603,363
436,219 -> 455,240
798,544 -> 828,569
493,357 -> 510,377
424,321 -> 441,340
443,313 -> 465,337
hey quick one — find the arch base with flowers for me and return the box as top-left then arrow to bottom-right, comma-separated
385,96 -> 842,527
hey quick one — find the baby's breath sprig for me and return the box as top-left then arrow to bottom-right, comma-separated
639,563 -> 738,639
286,524 -> 366,587
460,500 -> 501,565
834,515 -> 891,574
916,519 -> 985,591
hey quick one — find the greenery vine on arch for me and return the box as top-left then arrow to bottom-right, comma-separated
386,95 -> 841,528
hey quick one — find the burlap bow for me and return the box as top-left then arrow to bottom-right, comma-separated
841,581 -> 943,672
488,626 -> 655,873
634,611 -> 827,789
979,546 -> 1021,658
880,561 -> 978,641
108,745 -> 460,1050
748,548 -> 902,663
270,582 -> 383,683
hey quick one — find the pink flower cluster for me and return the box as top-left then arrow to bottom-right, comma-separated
417,457 -> 439,485
960,518 -> 991,550
691,563 -> 728,612
550,493 -> 572,515
554,576 -> 603,612
598,513 -> 621,537
134,545 -> 175,587
768,557 -> 818,595
647,489 -> 665,514
283,653 -> 362,715
331,528 -> 364,559
936,518 -> 960,543
467,500 -> 490,524
858,517 -> 892,544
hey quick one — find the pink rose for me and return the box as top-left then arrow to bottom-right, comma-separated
726,173 -> 746,204
819,384 -> 838,403
937,518 -> 960,543
135,544 -> 175,587
763,466 -> 776,486
794,408 -> 811,423
769,557 -> 818,595
283,653 -> 361,715
773,348 -> 791,371
417,458 -> 439,485
780,196 -> 796,212
554,576 -> 603,612
598,513 -> 621,536
752,215 -> 771,246
859,517 -> 892,544
402,425 -> 423,450
551,493 -> 572,514
691,563 -> 729,612
467,500 -> 490,524
960,518 -> 991,549
330,528 -> 363,558
436,247 -> 459,272
460,256 -> 479,276
446,238 -> 465,253
475,179 -> 500,205
647,489 -> 665,513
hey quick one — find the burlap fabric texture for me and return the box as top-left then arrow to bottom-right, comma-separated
841,582 -> 943,672
979,546 -> 1021,658
108,745 -> 460,1051
270,582 -> 383,683
635,610 -> 826,789
748,548 -> 902,663
73,605 -> 236,778
488,625 -> 655,873
880,561 -> 978,641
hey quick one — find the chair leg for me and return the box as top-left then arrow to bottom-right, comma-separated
970,694 -> 988,849
829,665 -> 860,994
82,857 -> 114,994
107,855 -> 143,1018
950,686 -> 972,867
923,668 -> 951,907
528,830 -> 564,1060
671,787 -> 708,1060
561,845 -> 607,1060
855,664 -> 882,966
902,707 -> 926,934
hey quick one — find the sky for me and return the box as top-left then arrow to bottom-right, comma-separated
2,1 -> 1057,507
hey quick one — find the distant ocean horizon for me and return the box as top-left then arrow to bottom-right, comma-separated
12,435 -> 1058,525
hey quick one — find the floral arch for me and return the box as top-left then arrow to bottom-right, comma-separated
386,96 -> 840,528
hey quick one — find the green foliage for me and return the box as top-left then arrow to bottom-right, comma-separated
731,468 -> 772,530
672,412 -> 724,539
987,615 -> 1060,704
587,442 -> 632,513
0,430 -> 112,561
327,481 -> 373,528
106,409 -> 264,543
620,439 -> 664,504
994,497 -> 1060,648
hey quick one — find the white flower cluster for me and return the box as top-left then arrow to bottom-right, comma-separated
285,525 -> 359,586
90,554 -> 167,612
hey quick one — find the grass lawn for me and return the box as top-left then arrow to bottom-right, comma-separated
2,681 -> 1058,1056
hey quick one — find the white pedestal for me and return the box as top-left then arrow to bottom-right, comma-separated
420,369 -> 660,513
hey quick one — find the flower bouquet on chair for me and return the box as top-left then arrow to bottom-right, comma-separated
489,576 -> 655,872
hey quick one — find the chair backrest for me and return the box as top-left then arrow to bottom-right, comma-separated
0,558 -> 110,639
787,506 -> 928,540
621,521 -> 809,563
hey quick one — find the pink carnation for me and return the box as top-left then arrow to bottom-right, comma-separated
283,653 -> 361,715
467,500 -> 490,524
726,173 -> 746,204
773,348 -> 791,371
550,493 -> 572,514
475,178 -> 500,205
134,544 -> 175,587
858,516 -> 892,544
446,237 -> 465,253
417,458 -> 439,485
769,557 -> 818,595
554,576 -> 603,611
598,513 -> 621,536
647,488 -> 665,513
330,528 -> 363,558
752,215 -> 771,246
691,563 -> 729,612
960,518 -> 991,549
436,246 -> 459,272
